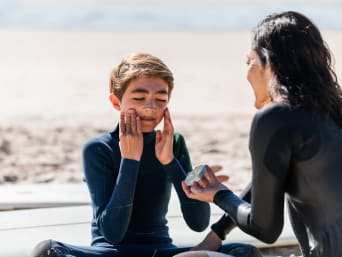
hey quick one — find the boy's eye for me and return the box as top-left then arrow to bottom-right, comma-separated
157,99 -> 167,102
133,98 -> 144,101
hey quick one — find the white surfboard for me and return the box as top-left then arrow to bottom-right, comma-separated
0,184 -> 297,257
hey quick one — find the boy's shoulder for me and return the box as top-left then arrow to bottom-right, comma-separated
173,131 -> 189,154
83,129 -> 119,152
173,131 -> 185,143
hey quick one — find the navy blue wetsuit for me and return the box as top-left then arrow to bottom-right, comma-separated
31,126 -> 261,257
213,102 -> 342,257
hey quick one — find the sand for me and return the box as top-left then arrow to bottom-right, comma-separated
2,28 -> 342,257
1,29 -> 342,191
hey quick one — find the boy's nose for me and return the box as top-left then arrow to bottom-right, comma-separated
143,103 -> 156,109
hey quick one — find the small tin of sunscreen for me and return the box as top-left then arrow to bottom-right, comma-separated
184,165 -> 206,186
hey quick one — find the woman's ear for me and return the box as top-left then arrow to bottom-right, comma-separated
264,63 -> 273,82
109,94 -> 121,111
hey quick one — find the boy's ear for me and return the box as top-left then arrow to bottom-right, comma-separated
109,94 -> 121,111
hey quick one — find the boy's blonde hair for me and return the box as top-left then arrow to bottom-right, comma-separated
110,53 -> 174,100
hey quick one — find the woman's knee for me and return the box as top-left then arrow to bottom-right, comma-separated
31,239 -> 60,257
247,246 -> 263,257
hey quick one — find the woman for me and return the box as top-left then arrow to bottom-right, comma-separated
177,11 -> 342,257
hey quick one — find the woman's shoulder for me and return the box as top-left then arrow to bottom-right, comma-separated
251,102 -> 301,132
255,101 -> 301,122
257,101 -> 293,116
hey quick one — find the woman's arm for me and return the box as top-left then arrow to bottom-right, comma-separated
183,104 -> 292,243
211,182 -> 252,240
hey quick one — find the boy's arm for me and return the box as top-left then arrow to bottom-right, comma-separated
83,138 -> 139,244
163,133 -> 210,232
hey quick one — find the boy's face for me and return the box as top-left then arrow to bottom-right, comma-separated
110,77 -> 170,132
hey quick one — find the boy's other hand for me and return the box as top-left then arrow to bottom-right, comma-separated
119,109 -> 143,161
155,108 -> 174,165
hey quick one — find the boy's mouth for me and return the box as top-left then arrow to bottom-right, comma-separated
140,116 -> 156,122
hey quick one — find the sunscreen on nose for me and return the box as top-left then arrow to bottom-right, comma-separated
143,102 -> 156,110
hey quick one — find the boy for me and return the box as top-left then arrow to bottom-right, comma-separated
31,53 -> 210,257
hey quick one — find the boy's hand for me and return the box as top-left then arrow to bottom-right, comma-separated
119,109 -> 143,161
155,108 -> 174,165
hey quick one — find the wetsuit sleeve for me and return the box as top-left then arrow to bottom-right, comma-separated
163,133 -> 210,232
213,104 -> 291,243
211,182 -> 251,240
83,139 -> 139,244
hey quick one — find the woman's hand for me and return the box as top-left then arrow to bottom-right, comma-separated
190,230 -> 222,251
155,108 -> 174,165
119,109 -> 143,161
182,165 -> 229,203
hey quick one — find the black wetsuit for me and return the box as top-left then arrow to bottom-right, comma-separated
31,126 -> 261,257
213,102 -> 342,257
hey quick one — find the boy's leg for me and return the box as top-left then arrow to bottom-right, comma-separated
31,239 -> 118,257
154,246 -> 192,257
219,243 -> 262,257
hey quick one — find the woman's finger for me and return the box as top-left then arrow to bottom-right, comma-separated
197,175 -> 210,188
216,175 -> 230,183
204,165 -> 219,184
181,181 -> 192,197
190,182 -> 204,194
209,165 -> 223,173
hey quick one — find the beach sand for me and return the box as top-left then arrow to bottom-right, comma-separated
1,29 -> 342,188
1,29 -> 342,256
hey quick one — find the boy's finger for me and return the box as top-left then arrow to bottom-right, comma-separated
163,108 -> 174,131
120,112 -> 126,135
130,110 -> 137,134
136,116 -> 142,135
125,112 -> 132,134
155,130 -> 162,143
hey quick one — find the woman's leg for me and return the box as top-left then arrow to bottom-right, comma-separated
172,243 -> 262,257
219,243 -> 262,257
31,239 -> 118,257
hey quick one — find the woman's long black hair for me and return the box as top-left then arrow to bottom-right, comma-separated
253,11 -> 342,126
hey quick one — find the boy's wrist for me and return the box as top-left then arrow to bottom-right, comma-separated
121,152 -> 142,161
122,157 -> 141,162
159,155 -> 174,165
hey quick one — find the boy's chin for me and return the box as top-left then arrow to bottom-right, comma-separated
142,129 -> 154,133
141,126 -> 155,133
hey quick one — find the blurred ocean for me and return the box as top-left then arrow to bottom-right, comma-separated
0,0 -> 342,30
